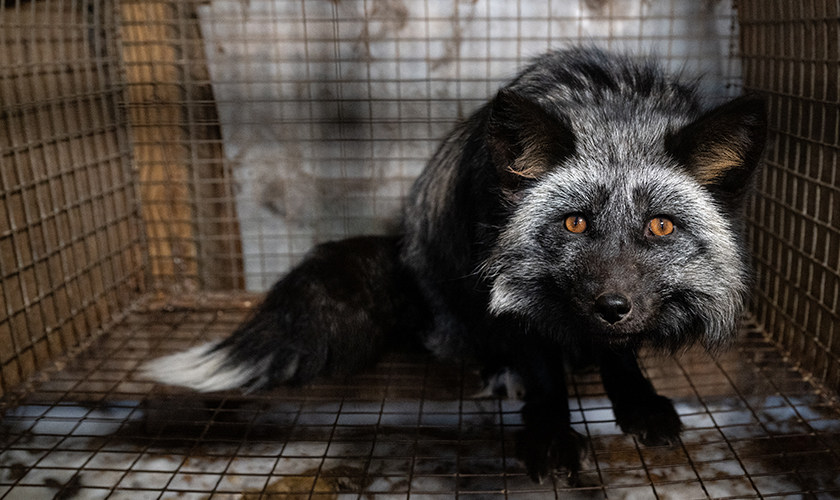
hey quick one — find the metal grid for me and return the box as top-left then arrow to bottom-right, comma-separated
740,1 -> 840,395
1,304 -> 839,499
2,0 -> 840,499
135,0 -> 741,291
0,1 -> 143,399
120,1 -> 244,293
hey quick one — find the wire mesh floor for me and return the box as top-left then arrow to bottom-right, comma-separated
1,298 -> 840,499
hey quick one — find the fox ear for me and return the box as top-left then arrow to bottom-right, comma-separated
666,95 -> 768,201
486,88 -> 576,194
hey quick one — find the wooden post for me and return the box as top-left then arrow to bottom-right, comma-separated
120,1 -> 198,290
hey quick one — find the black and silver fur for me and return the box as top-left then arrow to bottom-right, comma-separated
144,236 -> 427,391
142,47 -> 767,483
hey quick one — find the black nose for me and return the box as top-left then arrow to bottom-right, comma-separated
594,293 -> 632,324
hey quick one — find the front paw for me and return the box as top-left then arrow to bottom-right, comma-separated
613,394 -> 683,446
515,426 -> 586,484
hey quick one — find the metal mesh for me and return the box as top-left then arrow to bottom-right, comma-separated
1,304 -> 839,499
130,0 -> 740,291
740,0 -> 840,395
0,0 -> 142,400
120,1 -> 244,293
3,0 -> 840,499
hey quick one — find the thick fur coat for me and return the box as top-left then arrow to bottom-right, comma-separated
143,47 -> 767,482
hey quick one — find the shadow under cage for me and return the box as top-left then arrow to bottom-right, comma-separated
0,0 -> 839,499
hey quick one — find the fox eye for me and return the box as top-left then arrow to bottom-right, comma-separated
564,214 -> 587,233
648,216 -> 675,237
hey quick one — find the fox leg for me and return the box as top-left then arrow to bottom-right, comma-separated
598,348 -> 683,445
503,337 -> 585,484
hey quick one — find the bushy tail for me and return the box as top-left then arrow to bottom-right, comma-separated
140,236 -> 427,392
140,341 -> 274,392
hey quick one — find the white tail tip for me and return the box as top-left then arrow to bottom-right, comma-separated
139,342 -> 271,392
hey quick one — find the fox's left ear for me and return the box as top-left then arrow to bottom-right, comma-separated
666,95 -> 768,201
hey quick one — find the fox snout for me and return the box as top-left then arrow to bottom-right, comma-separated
594,293 -> 632,324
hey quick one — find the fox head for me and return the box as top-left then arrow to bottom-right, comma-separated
483,85 -> 767,351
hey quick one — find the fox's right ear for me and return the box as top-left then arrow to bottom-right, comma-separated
486,89 -> 576,196
666,94 -> 768,203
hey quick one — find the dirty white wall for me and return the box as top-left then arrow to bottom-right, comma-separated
197,0 -> 738,290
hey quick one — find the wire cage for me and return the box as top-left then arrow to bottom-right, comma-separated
1,0 -> 839,499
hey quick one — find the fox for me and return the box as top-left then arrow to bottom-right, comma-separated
142,46 -> 767,482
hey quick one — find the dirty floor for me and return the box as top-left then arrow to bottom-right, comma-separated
1,303 -> 840,499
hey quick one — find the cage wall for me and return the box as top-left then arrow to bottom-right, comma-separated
134,0 -> 739,292
740,0 -> 840,396
0,1 -> 143,399
120,1 -> 244,293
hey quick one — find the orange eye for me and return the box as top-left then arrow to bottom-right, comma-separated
648,217 -> 674,237
564,214 -> 587,233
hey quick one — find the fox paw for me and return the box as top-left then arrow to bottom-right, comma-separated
613,394 -> 683,446
515,426 -> 586,485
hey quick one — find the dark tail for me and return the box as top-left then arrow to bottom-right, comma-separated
141,236 -> 426,392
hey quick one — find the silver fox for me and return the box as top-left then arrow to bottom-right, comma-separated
143,47 -> 767,482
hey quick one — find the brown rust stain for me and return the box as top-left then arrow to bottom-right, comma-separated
240,466 -> 368,500
355,0 -> 409,60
